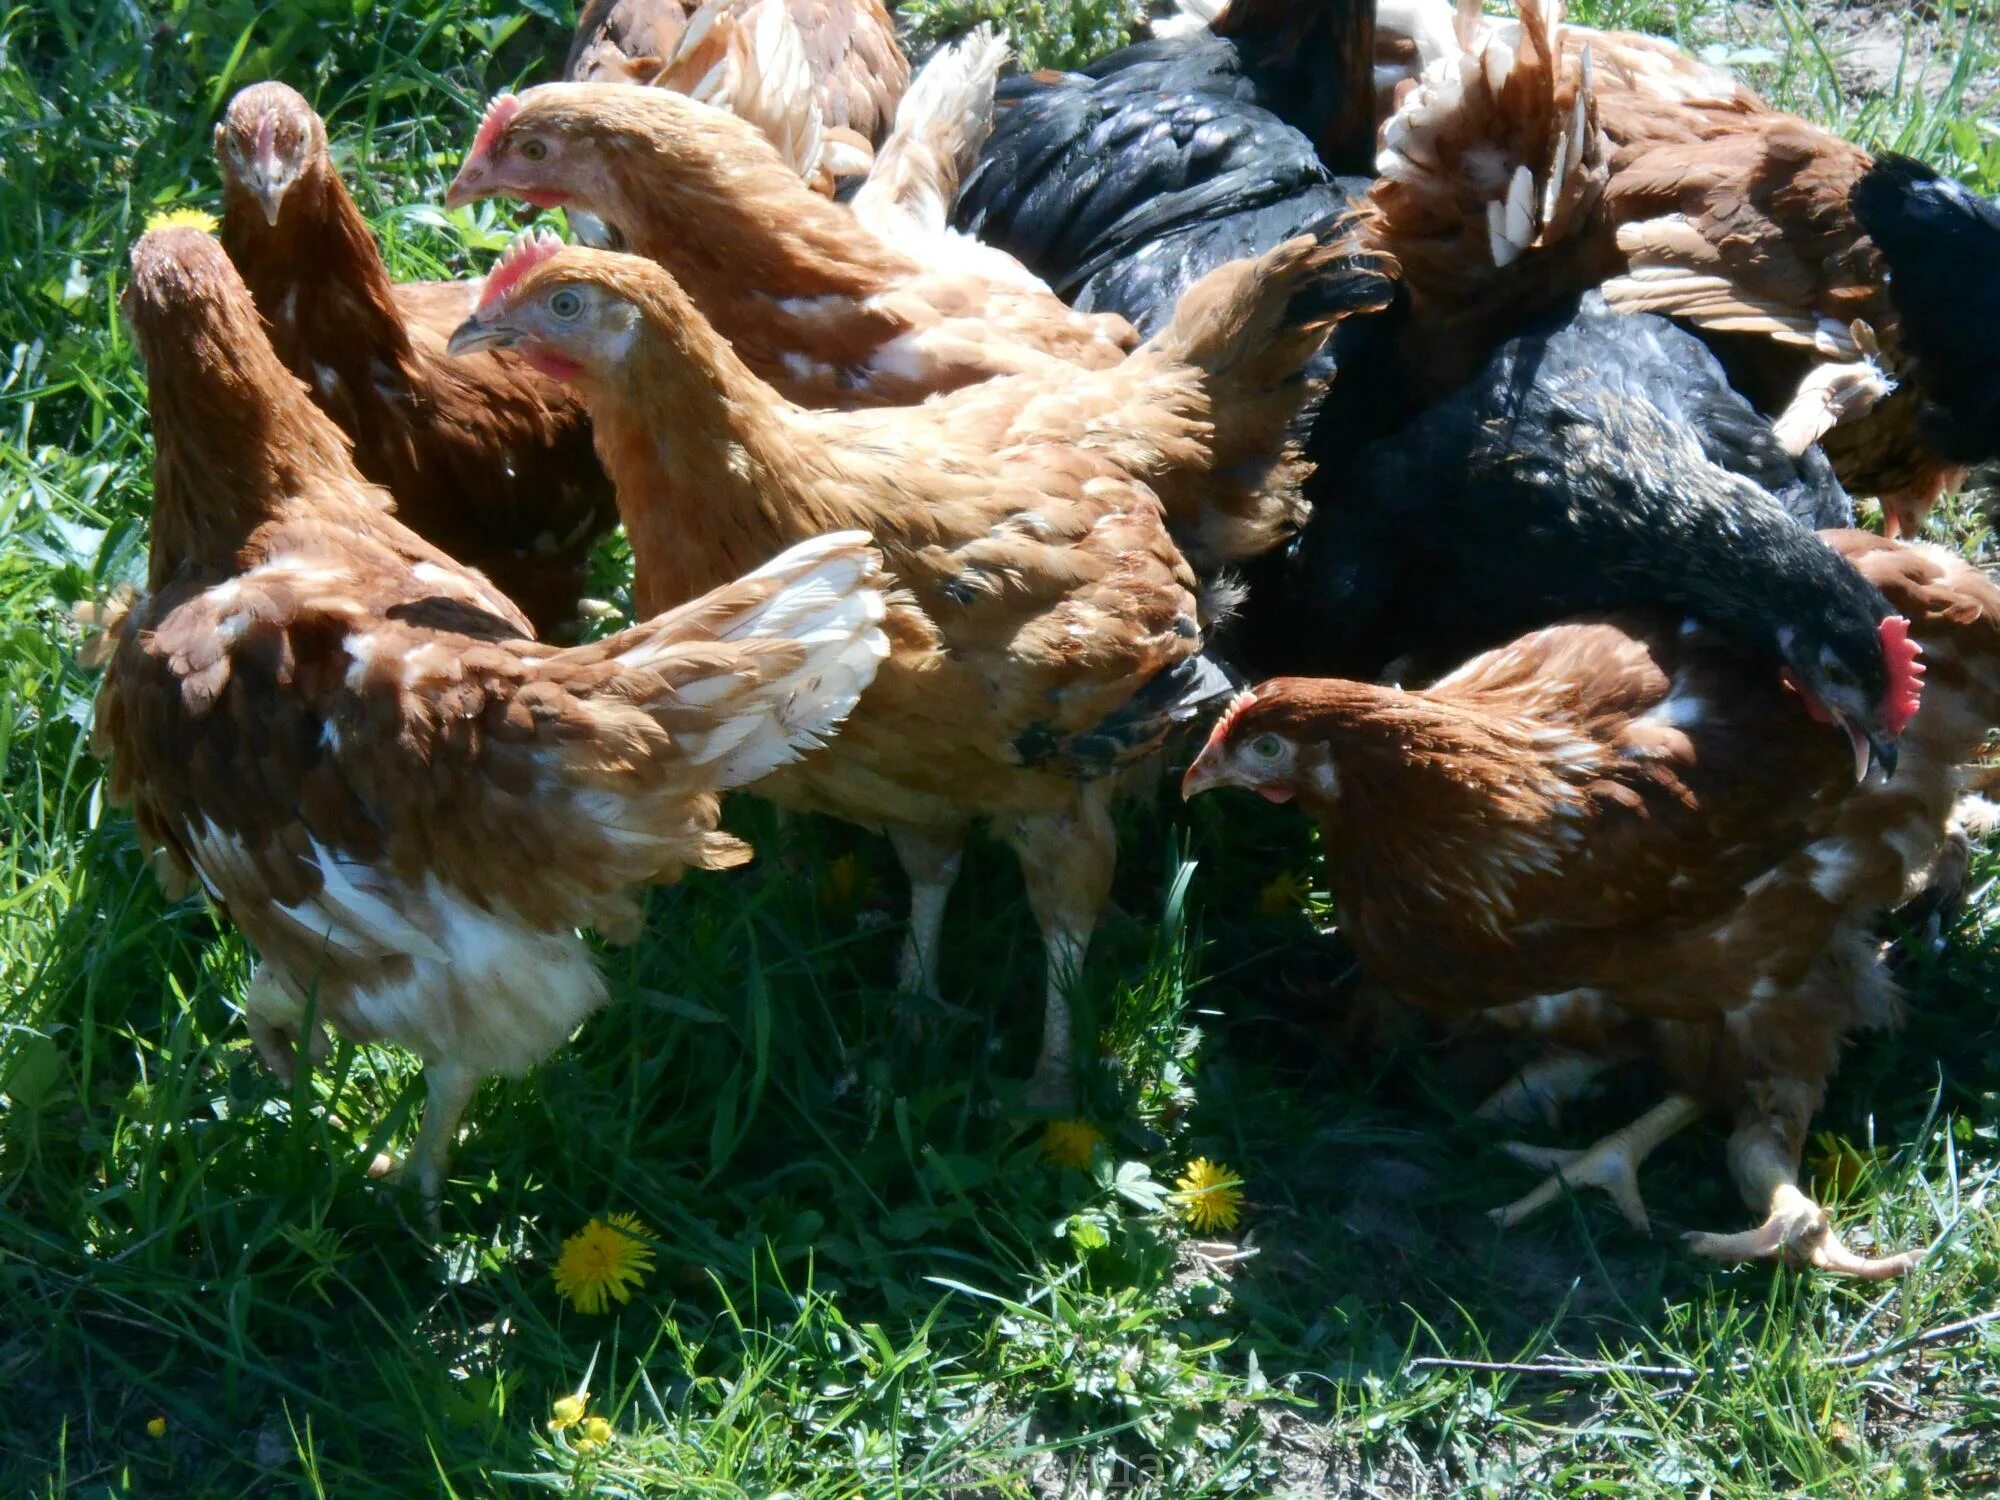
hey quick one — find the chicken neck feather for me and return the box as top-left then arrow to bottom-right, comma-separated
130,231 -> 376,585
575,269 -> 872,614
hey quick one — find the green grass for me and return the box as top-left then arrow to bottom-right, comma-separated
5,0 -> 2000,1494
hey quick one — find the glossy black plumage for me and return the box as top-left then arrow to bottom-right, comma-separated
1851,154 -> 2000,464
1230,294 -> 1871,687
953,0 -> 1374,338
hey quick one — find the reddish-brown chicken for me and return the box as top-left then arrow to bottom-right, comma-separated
93,226 -> 892,1211
445,229 -> 1387,1100
1376,0 -> 1974,533
443,89 -> 1388,569
215,82 -> 617,635
441,83 -> 1140,404
1183,530 -> 1993,1277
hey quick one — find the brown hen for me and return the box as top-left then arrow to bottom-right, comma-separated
93,226 -> 892,1213
446,229 -> 1387,1099
441,82 -> 1140,405
1184,529 -> 1993,1276
443,89 -> 1389,569
215,83 -> 618,636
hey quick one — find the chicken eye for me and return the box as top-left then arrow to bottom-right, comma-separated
1250,733 -> 1284,760
548,288 -> 584,321
518,138 -> 549,163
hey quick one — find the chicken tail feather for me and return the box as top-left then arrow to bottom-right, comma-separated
1208,0 -> 1379,174
852,26 -> 1009,238
1368,0 -> 1606,345
1138,217 -> 1397,566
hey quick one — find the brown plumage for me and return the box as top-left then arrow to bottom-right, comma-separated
92,226 -> 892,1213
1587,88 -> 1951,530
215,83 -> 618,636
1184,529 -> 2000,1276
444,90 -> 1393,570
446,229 -> 1382,1098
1374,0 -> 1964,531
442,83 -> 1141,406
566,0 -> 907,147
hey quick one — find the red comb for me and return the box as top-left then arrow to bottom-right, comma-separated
1201,688 -> 1259,756
478,228 -> 567,313
1879,614 -> 1924,736
468,92 -> 521,168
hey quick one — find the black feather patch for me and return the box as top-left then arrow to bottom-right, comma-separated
1851,154 -> 2000,463
1014,652 -> 1240,777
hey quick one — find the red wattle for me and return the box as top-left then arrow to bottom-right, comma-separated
522,349 -> 585,382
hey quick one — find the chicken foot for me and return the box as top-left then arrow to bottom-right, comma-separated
1474,1052 -> 1610,1127
1492,1094 -> 1703,1232
1003,782 -> 1117,1110
1684,1117 -> 1922,1279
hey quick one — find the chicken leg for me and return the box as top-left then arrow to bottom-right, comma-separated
1684,1117 -> 1922,1279
1492,1094 -> 1703,1232
887,823 -> 966,999
1003,782 -> 1117,1109
242,966 -> 331,1084
379,1060 -> 481,1230
1474,1052 -> 1610,1127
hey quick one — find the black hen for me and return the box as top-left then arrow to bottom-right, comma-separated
1851,154 -> 2000,466
1230,293 -> 1914,775
954,0 -> 1375,339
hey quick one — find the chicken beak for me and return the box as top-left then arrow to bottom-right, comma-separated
246,115 -> 291,225
1181,745 -> 1225,800
1864,726 -> 1898,782
250,177 -> 287,226
1832,714 -> 1896,783
442,163 -> 488,211
445,313 -> 516,358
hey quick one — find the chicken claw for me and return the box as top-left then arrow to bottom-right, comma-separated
1492,1094 -> 1703,1232
1686,1119 -> 1921,1279
1684,1185 -> 1922,1279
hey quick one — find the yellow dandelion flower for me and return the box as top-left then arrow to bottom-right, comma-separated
145,206 -> 220,235
1174,1157 -> 1245,1235
549,1394 -> 588,1432
145,1416 -> 167,1438
552,1212 -> 656,1314
1258,870 -> 1313,918
1042,1119 -> 1106,1169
